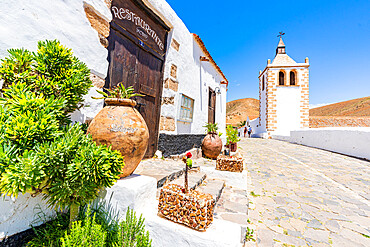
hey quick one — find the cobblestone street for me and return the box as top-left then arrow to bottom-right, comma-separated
240,138 -> 370,246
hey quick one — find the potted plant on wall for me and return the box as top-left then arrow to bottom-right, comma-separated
88,84 -> 149,178
201,123 -> 223,159
226,125 -> 240,152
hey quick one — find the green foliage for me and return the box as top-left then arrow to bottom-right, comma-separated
27,209 -> 70,247
0,82 -> 65,149
80,199 -> 120,247
36,124 -> 124,209
0,41 -> 124,221
93,84 -> 143,100
27,205 -> 152,247
237,120 -> 246,128
186,158 -> 193,168
0,40 -> 92,120
226,125 -> 240,144
118,208 -> 152,247
203,122 -> 218,134
245,227 -> 256,242
61,207 -> 106,247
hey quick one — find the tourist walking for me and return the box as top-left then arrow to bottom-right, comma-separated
247,125 -> 252,138
244,126 -> 247,137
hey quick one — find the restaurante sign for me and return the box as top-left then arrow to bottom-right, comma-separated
111,0 -> 167,54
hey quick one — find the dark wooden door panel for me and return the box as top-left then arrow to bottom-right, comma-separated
106,28 -> 164,158
208,88 -> 216,124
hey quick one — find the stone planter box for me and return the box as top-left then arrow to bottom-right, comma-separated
216,155 -> 244,173
158,184 -> 215,231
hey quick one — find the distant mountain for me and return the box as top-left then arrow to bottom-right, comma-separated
310,96 -> 370,116
226,96 -> 370,127
226,98 -> 259,126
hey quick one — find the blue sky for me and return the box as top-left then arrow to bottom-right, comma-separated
166,0 -> 370,106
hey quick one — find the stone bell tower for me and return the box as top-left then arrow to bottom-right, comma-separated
258,36 -> 310,136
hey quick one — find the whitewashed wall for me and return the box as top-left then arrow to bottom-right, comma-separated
274,128 -> 370,160
0,0 -> 228,238
151,0 -> 227,138
0,194 -> 54,239
0,0 -> 227,135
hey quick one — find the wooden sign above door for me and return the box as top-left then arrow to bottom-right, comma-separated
111,0 -> 169,56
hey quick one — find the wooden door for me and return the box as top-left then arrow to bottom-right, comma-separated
106,28 -> 165,158
106,0 -> 170,158
208,88 -> 216,124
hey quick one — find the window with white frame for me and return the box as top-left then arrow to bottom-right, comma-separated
179,94 -> 194,122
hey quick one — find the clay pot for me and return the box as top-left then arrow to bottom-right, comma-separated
226,143 -> 237,152
201,132 -> 222,159
87,98 -> 149,178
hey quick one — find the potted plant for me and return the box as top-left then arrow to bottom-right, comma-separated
88,84 -> 149,178
201,123 -> 223,159
226,125 -> 240,152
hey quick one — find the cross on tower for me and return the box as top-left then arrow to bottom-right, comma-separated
277,31 -> 285,38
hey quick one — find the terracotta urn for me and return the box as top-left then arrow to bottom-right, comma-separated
87,98 -> 149,178
226,143 -> 237,152
201,132 -> 222,159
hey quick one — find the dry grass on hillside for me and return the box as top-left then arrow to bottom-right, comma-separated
310,96 -> 370,117
226,98 -> 259,126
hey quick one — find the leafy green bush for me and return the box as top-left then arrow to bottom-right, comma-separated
61,207 -> 106,247
0,40 -> 124,224
0,39 -> 92,122
226,125 -> 240,144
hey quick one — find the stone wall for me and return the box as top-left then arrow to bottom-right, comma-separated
158,134 -> 205,157
309,116 -> 370,128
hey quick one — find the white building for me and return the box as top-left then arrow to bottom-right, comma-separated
0,0 -> 228,157
251,37 -> 310,137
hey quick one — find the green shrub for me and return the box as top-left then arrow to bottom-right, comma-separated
27,204 -> 152,247
27,209 -> 70,247
61,207 -> 106,247
118,208 -> 152,247
226,125 -> 240,144
0,41 -> 124,224
0,39 -> 92,123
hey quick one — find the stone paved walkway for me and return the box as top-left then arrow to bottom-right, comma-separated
240,138 -> 370,247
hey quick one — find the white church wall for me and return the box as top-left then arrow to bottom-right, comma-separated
274,128 -> 370,161
275,86 -> 301,135
259,73 -> 267,132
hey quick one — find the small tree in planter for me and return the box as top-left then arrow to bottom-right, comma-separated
182,152 -> 193,193
158,151 -> 216,231
226,125 -> 240,152
0,40 -> 124,225
88,83 -> 149,178
201,123 -> 223,159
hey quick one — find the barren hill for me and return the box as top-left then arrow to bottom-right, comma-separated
226,98 -> 259,126
310,96 -> 370,117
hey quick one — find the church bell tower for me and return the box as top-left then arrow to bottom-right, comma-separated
258,35 -> 310,136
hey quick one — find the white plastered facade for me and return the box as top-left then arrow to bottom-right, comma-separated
0,0 -> 227,137
0,0 -> 228,238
